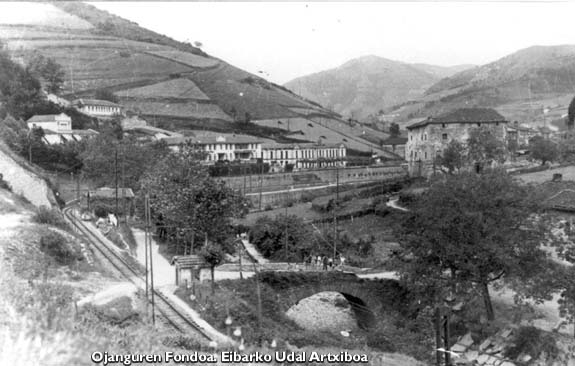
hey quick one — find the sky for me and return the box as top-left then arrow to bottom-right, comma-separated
87,1 -> 575,84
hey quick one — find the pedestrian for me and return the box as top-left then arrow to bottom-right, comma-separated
317,255 -> 322,268
328,257 -> 333,269
340,255 -> 346,267
322,256 -> 328,271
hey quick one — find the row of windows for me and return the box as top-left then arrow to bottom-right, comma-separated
266,149 -> 343,160
204,143 -> 257,151
346,171 -> 390,178
84,105 -> 120,113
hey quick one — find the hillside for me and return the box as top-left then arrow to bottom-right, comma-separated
284,55 -> 473,119
390,45 -> 575,125
0,2 -> 391,155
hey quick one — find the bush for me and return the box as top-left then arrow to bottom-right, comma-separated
366,331 -> 397,352
93,205 -> 108,218
504,326 -> 558,361
39,231 -> 82,265
0,173 -> 11,191
33,206 -> 68,229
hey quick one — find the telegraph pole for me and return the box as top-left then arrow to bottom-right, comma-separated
145,194 -> 155,325
333,165 -> 339,261
114,147 -> 119,215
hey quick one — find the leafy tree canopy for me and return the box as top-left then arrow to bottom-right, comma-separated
395,170 -> 554,320
529,135 -> 559,166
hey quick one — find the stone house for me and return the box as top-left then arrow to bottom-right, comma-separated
506,122 -> 538,148
380,136 -> 407,159
405,108 -> 508,176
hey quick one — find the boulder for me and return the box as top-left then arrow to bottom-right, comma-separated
77,283 -> 145,324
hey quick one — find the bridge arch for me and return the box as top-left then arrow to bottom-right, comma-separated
260,272 -> 409,329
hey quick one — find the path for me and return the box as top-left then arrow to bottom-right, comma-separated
132,228 -> 174,286
386,197 -> 409,212
239,237 -> 269,264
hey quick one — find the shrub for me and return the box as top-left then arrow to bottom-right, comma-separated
504,326 -> 558,361
366,331 -> 397,352
93,205 -> 108,218
40,231 -> 82,265
33,206 -> 68,229
0,173 -> 11,191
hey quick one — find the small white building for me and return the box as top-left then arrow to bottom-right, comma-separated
165,135 -> 262,163
27,113 -> 71,132
26,113 -> 98,145
261,142 -> 346,172
73,98 -> 123,118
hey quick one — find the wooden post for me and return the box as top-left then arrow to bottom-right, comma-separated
435,307 -> 442,366
444,309 -> 451,366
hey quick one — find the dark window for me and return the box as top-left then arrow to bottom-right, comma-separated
442,123 -> 446,128
442,133 -> 448,140
477,123 -> 481,127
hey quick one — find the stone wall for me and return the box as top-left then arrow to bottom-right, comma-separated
0,142 -> 57,208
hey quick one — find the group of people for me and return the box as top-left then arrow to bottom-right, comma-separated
305,254 -> 346,271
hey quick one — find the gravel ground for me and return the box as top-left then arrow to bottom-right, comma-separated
286,291 -> 359,333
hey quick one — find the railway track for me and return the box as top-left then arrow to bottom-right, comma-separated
62,207 -> 214,343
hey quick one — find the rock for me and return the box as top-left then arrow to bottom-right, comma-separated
500,328 -> 513,338
77,283 -> 144,324
459,333 -> 474,347
479,339 -> 492,351
516,354 -> 532,363
452,343 -> 467,353
477,354 -> 490,364
465,350 -> 479,362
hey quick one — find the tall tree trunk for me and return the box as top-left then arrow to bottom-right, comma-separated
481,282 -> 495,321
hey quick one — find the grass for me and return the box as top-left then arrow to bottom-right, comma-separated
120,99 -> 232,120
115,78 -> 210,100
147,50 -> 219,68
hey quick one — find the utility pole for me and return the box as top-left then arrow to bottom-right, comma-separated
258,161 -> 264,211
333,166 -> 339,261
114,147 -> 119,215
284,202 -> 288,263
122,152 -> 126,221
145,194 -> 155,325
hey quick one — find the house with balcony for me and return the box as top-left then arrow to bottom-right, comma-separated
261,142 -> 346,172
164,135 -> 262,164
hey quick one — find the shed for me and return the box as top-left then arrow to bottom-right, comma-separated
170,255 -> 211,286
87,187 -> 135,216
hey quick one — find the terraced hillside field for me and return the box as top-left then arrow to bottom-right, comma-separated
0,2 -> 404,158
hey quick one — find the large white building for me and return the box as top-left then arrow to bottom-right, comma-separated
262,142 -> 346,172
165,135 -> 262,163
73,99 -> 123,118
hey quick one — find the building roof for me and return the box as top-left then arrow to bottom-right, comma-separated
73,98 -> 121,108
381,136 -> 408,145
44,129 -> 99,136
27,113 -> 70,123
89,187 -> 135,199
170,255 -> 207,267
164,135 -> 262,146
261,142 -> 345,149
406,108 -> 507,130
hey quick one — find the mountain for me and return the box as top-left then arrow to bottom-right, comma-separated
391,45 -> 575,125
0,2 -> 392,155
284,55 -> 474,119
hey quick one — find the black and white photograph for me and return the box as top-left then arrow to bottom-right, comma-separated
2,1 -> 575,365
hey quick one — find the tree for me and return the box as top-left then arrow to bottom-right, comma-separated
140,144 -> 248,253
250,214 -> 319,262
200,242 -> 225,294
396,170 -> 552,321
27,53 -> 65,94
567,95 -> 575,130
529,135 -> 559,165
467,127 -> 507,172
80,134 -> 170,190
389,123 -> 400,137
435,140 -> 466,174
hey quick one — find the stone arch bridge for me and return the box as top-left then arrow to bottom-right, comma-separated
258,271 -> 415,328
